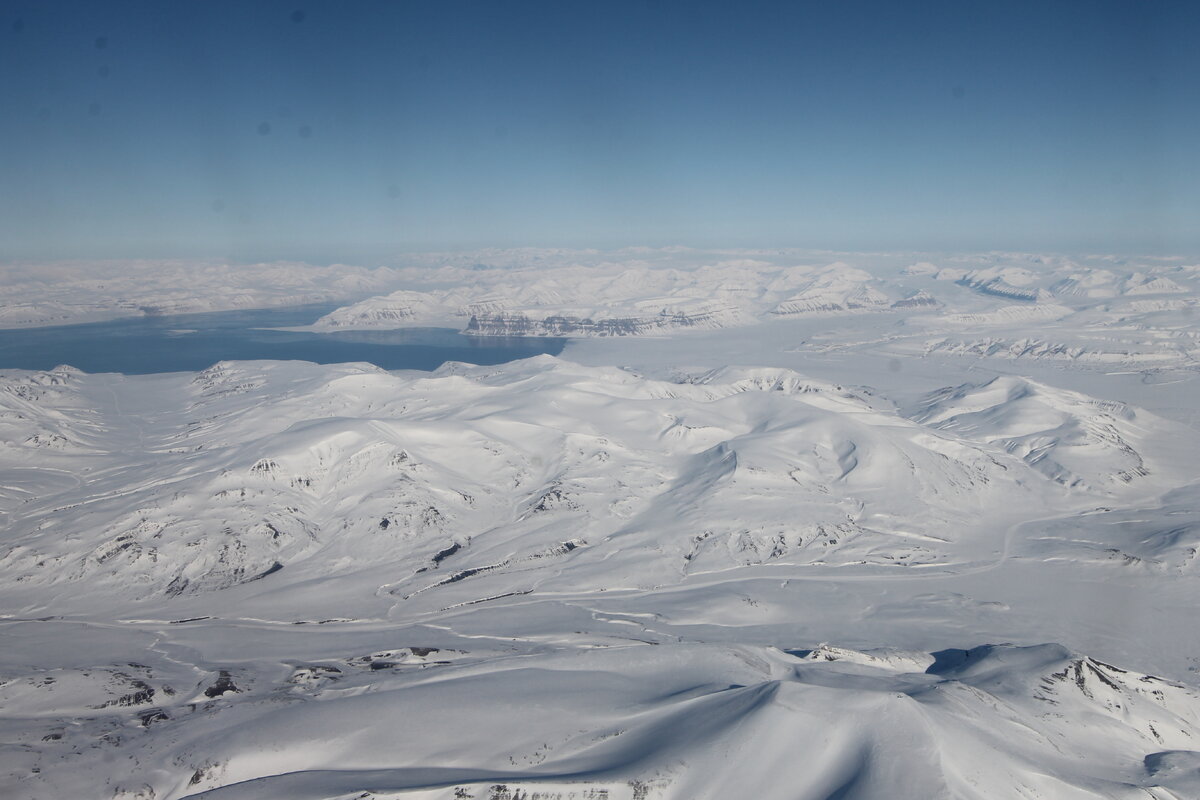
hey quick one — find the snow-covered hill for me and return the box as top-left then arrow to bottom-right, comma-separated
7,251 -> 1200,381
5,248 -> 1200,800
906,375 -> 1184,491
5,358 -> 1173,611
29,642 -> 1200,800
3,356 -> 1200,798
307,257 -> 918,337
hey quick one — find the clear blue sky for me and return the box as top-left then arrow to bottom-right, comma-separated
2,0 -> 1197,262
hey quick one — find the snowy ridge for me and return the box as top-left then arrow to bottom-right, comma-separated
302,250 -> 1200,372
916,336 -> 1192,367
916,303 -> 1074,327
769,264 -> 891,316
0,357 -> 1142,608
8,251 -> 1200,378
906,375 -> 1178,491
312,258 -> 910,337
956,274 -> 1044,302
148,643 -> 1200,799
12,639 -> 1200,800
3,356 -> 1200,798
2,357 -> 1196,605
1125,273 -> 1187,295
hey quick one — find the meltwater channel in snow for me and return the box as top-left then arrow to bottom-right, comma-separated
0,304 -> 566,374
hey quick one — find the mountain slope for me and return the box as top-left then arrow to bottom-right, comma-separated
3,357 -> 1200,799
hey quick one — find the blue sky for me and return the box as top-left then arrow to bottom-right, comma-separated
2,0 -> 1197,262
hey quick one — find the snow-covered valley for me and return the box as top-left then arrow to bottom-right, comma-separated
2,330 -> 1199,798
3,246 -> 1200,800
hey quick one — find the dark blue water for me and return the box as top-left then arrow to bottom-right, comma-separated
0,304 -> 566,374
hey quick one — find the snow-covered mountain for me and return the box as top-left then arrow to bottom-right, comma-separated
8,358 -> 1177,610
309,258 -> 910,336
7,251 -> 1200,381
906,375 -> 1183,491
5,250 -> 1200,800
27,641 -> 1200,800
3,356 -> 1200,798
288,250 -> 1200,393
768,263 -> 892,316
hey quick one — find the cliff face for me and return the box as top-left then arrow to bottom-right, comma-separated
464,308 -> 735,337
891,290 -> 939,309
466,313 -> 647,336
317,305 -> 418,327
958,276 -> 1041,302
770,284 -> 891,316
311,290 -> 452,330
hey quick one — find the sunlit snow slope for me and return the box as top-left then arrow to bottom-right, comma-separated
2,357 -> 1199,799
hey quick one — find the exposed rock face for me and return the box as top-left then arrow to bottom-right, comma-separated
316,306 -> 418,327
891,290 -> 939,309
769,283 -> 891,316
311,290 -> 447,329
7,354 -> 1200,799
464,308 -> 735,337
957,276 -> 1041,302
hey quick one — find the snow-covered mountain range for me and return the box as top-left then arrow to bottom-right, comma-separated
4,247 -> 1200,799
300,250 -> 1200,351
6,249 -> 1200,379
3,352 -> 1200,799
